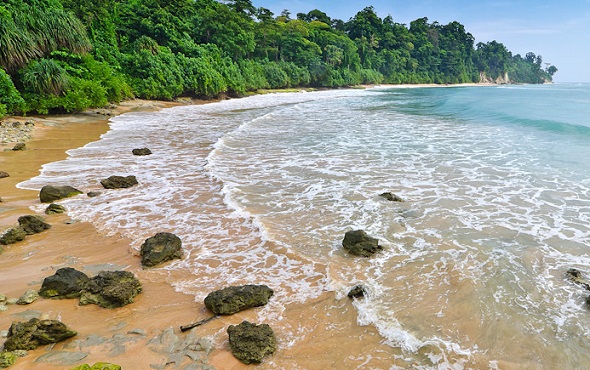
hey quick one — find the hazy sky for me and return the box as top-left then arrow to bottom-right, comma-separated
252,0 -> 590,82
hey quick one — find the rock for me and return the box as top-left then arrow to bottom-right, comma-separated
379,192 -> 404,202
204,285 -> 274,315
33,351 -> 88,366
3,318 -> 77,351
0,305 -> 7,312
11,143 -> 25,151
39,267 -> 91,299
0,227 -> 26,245
87,192 -> 101,198
45,203 -> 67,215
0,351 -> 16,368
132,148 -> 152,156
16,290 -> 38,305
342,230 -> 382,257
566,268 -> 590,290
79,271 -> 142,309
70,363 -> 121,370
39,185 -> 83,203
0,294 -> 6,303
347,285 -> 366,299
140,232 -> 183,267
227,321 -> 276,364
0,171 -> 9,178
17,215 -> 51,235
100,175 -> 138,189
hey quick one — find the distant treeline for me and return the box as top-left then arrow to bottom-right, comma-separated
0,0 -> 558,115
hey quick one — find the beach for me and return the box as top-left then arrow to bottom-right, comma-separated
0,96 -> 398,369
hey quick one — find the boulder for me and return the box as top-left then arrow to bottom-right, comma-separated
0,171 -> 9,179
0,227 -> 26,245
3,318 -> 77,351
87,191 -> 101,198
17,215 -> 51,235
16,290 -> 38,305
39,185 -> 83,203
227,321 -> 276,364
204,285 -> 274,315
100,175 -> 138,189
70,362 -> 121,370
79,271 -> 142,309
132,148 -> 152,156
45,203 -> 66,215
11,143 -> 25,151
342,230 -> 382,257
0,351 -> 16,368
39,267 -> 91,299
140,232 -> 183,267
347,285 -> 366,299
379,192 -> 404,202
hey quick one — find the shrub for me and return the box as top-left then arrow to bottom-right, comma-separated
0,68 -> 25,114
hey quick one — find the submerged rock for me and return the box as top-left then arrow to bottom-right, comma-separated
100,175 -> 138,189
227,321 -> 276,364
347,285 -> 366,299
45,203 -> 66,215
342,230 -> 382,257
132,148 -> 152,156
204,285 -> 274,315
39,185 -> 83,203
0,227 -> 26,245
140,232 -> 183,267
18,215 -> 51,235
379,192 -> 404,202
86,191 -> 101,198
3,318 -> 77,351
39,267 -> 91,299
566,268 -> 590,291
79,271 -> 142,309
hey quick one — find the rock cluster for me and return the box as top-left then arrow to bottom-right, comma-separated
0,215 -> 51,246
0,120 -> 34,146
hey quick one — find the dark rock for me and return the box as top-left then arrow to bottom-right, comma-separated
100,175 -> 138,189
204,285 -> 274,315
0,227 -> 26,245
39,185 -> 83,203
379,192 -> 404,202
227,321 -> 276,364
132,148 -> 152,156
566,268 -> 590,290
45,203 -> 66,215
3,318 -> 77,351
17,215 -> 51,235
0,171 -> 9,178
140,232 -> 183,267
347,285 -> 366,299
39,267 -> 91,299
79,271 -> 142,309
86,192 -> 101,198
342,230 -> 382,257
12,143 -> 25,151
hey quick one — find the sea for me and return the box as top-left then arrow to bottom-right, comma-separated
19,83 -> 590,369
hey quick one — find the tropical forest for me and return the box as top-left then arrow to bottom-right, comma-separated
0,0 -> 558,116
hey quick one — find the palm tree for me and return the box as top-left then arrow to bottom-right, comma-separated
21,58 -> 70,95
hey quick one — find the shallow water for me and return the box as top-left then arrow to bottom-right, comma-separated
20,84 -> 590,368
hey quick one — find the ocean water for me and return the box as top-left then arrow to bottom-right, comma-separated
19,83 -> 590,368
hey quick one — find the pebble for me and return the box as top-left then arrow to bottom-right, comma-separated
0,119 -> 35,146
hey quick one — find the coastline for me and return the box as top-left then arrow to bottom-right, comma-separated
0,83 -> 498,369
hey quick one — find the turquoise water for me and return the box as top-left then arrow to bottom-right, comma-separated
20,84 -> 590,368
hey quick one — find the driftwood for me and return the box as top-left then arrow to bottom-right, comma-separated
180,315 -> 219,332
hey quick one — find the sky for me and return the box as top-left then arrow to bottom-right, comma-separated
252,0 -> 590,83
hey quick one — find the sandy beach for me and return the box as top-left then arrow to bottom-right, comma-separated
0,94 -> 405,369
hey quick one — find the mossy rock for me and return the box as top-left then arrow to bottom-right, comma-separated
0,227 -> 26,245
39,267 -> 91,299
140,232 -> 183,267
100,175 -> 138,189
45,203 -> 67,215
342,229 -> 382,257
79,270 -> 142,309
39,185 -> 83,203
3,318 -> 77,351
227,321 -> 276,364
204,285 -> 273,315
70,362 -> 121,370
0,352 -> 16,368
18,215 -> 51,235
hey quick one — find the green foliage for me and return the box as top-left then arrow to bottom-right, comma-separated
20,58 -> 70,95
0,103 -> 7,118
0,68 -> 26,114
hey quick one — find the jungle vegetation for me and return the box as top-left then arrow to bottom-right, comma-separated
0,0 -> 558,116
